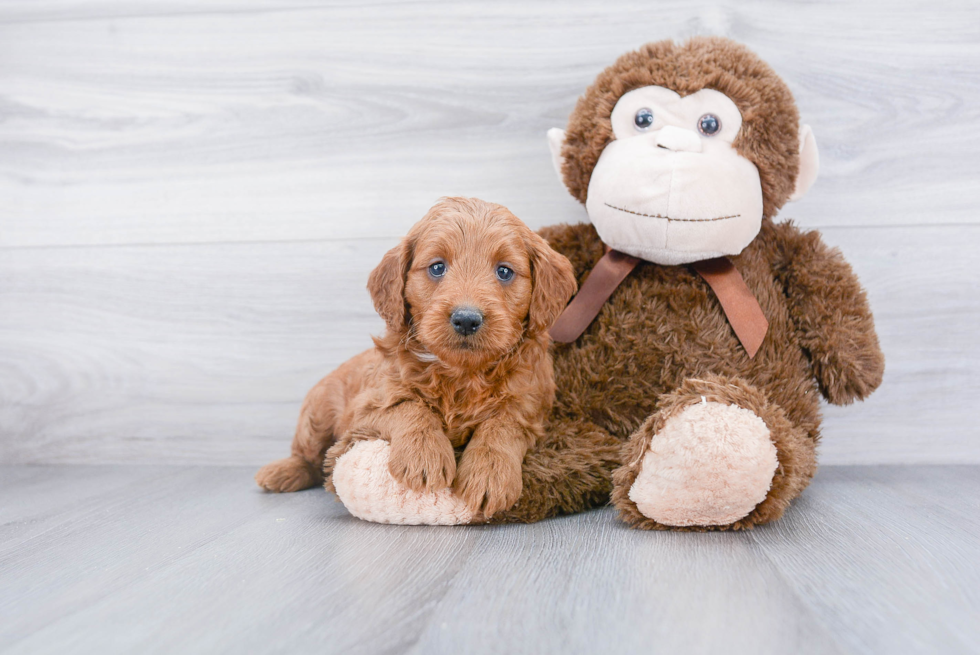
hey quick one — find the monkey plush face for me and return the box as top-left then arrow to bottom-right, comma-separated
549,37 -> 819,266
584,86 -> 763,265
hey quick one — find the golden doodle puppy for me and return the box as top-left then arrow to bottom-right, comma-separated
256,197 -> 576,518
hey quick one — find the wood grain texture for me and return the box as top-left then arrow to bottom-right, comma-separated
1,465 -> 977,654
1,0 -> 978,464
2,226 -> 976,465
1,0 -> 979,249
750,466 -> 980,653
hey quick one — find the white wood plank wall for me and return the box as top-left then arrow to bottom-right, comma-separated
1,0 -> 978,465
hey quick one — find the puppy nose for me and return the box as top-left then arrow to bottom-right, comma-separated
450,307 -> 483,336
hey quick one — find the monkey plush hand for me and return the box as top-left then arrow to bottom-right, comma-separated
327,37 -> 884,530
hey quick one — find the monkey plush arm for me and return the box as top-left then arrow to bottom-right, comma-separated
772,222 -> 885,405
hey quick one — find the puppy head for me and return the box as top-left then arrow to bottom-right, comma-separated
367,197 -> 576,369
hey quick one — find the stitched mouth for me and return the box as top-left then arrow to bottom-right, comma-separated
604,203 -> 740,223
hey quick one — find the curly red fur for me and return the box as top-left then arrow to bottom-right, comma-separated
257,197 -> 577,519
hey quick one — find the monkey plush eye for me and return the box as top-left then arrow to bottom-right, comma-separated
698,114 -> 721,136
428,261 -> 447,278
634,108 -> 655,131
495,265 -> 515,283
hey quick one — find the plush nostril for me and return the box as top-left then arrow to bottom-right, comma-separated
655,125 -> 702,153
450,307 -> 483,336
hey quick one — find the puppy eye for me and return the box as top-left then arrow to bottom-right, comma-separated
698,114 -> 721,136
428,261 -> 447,279
495,265 -> 515,283
634,108 -> 655,131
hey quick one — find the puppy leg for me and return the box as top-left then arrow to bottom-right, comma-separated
256,349 -> 376,492
385,401 -> 457,492
454,417 -> 532,518
255,378 -> 340,492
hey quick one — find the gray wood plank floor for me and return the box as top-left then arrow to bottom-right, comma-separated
1,465 -> 977,654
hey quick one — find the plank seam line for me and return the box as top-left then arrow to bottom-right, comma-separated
0,3 -> 381,26
1,223 -> 975,253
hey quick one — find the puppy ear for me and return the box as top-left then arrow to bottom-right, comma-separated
367,237 -> 413,332
525,230 -> 577,337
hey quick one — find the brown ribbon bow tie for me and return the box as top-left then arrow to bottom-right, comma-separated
549,249 -> 769,359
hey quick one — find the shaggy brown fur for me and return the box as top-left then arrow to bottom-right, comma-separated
495,218 -> 883,528
494,37 -> 884,529
255,197 -> 577,518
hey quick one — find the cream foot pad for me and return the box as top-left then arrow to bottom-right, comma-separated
332,440 -> 477,525
628,401 -> 778,527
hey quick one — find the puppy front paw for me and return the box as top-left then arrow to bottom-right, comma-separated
454,448 -> 523,519
387,432 -> 456,492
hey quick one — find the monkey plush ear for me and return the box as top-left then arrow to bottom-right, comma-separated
547,128 -> 567,184
789,124 -> 820,202
367,238 -> 412,333
525,229 -> 577,337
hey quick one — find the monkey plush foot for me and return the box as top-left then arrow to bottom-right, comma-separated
331,440 -> 478,525
622,401 -> 778,528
